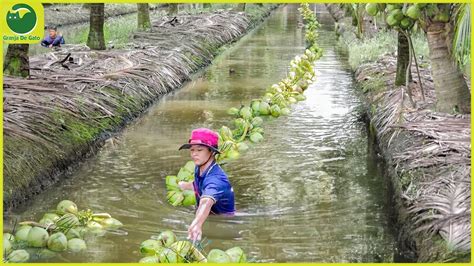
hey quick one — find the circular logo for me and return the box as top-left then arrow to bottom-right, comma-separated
6,3 -> 37,35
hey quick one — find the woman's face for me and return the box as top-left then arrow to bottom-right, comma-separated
189,145 -> 212,166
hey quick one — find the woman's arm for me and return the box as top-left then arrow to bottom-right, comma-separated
178,181 -> 194,190
188,197 -> 214,241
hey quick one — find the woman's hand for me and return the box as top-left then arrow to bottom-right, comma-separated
187,198 -> 214,242
178,181 -> 193,190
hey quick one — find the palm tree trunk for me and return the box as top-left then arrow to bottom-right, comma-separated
86,3 -> 106,50
234,4 -> 246,12
395,31 -> 412,86
426,21 -> 470,113
167,4 -> 178,15
137,3 -> 151,30
4,44 -> 29,77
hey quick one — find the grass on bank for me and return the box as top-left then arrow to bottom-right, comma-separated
345,30 -> 429,71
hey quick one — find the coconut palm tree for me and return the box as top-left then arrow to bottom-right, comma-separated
452,4 -> 470,69
137,3 -> 151,30
234,4 -> 245,12
86,3 -> 105,50
421,4 -> 470,113
3,44 -> 29,77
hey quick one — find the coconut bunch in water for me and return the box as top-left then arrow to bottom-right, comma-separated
3,200 -> 123,262
138,230 -> 247,263
165,161 -> 197,207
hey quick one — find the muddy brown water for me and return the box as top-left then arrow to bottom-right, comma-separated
4,5 -> 399,262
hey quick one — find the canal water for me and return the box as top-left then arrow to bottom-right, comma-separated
4,4 -> 398,262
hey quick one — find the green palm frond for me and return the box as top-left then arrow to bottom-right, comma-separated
410,180 -> 471,252
452,4 -> 470,67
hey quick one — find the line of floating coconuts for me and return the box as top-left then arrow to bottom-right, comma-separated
153,5 -> 322,264
165,3 -> 322,208
3,200 -> 123,263
139,230 -> 246,263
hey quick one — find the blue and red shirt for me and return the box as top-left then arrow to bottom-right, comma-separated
193,162 -> 235,215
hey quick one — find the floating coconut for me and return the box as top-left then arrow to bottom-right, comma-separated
56,200 -> 78,214
159,248 -> 178,263
140,239 -> 163,256
250,132 -> 264,143
47,232 -> 67,252
7,249 -> 30,263
15,226 -> 32,242
182,190 -> 196,206
157,230 -> 176,247
67,238 -> 86,252
207,249 -> 231,263
226,247 -> 247,263
100,218 -> 123,229
139,256 -> 160,263
166,175 -> 179,191
27,227 -> 49,248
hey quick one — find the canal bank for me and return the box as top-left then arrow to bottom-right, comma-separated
325,4 -> 471,262
3,5 -> 278,210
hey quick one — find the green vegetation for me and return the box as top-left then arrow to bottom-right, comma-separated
346,30 -> 428,71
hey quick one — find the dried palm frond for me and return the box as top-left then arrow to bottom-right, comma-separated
410,180 -> 471,252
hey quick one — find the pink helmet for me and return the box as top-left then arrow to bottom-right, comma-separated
179,128 -> 220,154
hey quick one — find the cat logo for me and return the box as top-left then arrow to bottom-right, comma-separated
6,3 -> 37,34
1,1 -> 43,43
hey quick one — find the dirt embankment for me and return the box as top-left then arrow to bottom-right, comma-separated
3,5 -> 278,211
325,3 -> 470,263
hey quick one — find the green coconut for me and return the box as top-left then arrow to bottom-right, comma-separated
251,127 -> 264,135
270,105 -> 281,117
250,100 -> 261,114
386,14 -> 399,26
258,102 -> 270,115
56,213 -> 80,229
233,118 -> 246,129
250,132 -> 264,143
67,238 -> 86,252
159,248 -> 178,263
226,149 -> 240,160
183,161 -> 195,174
87,221 -> 103,232
42,213 -> 60,222
100,218 -> 123,229
15,226 -> 32,242
36,248 -> 58,259
47,232 -> 67,251
177,167 -> 192,181
140,239 -> 163,256
226,107 -> 240,116
207,249 -> 231,263
27,227 -> 49,248
280,107 -> 291,116
170,241 -> 193,263
39,218 -> 54,226
406,5 -> 421,19
167,191 -> 184,206
295,94 -> 306,101
139,256 -> 160,263
4,233 -> 15,244
3,236 -> 12,254
239,106 -> 252,120
157,230 -> 177,247
182,190 -> 197,206
251,117 -> 263,127
365,3 -> 378,16
65,228 -> 82,240
56,200 -> 78,214
400,17 -> 413,29
166,175 -> 179,191
287,97 -> 297,104
236,142 -> 249,152
389,9 -> 404,21
226,247 -> 247,263
6,249 -> 30,263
